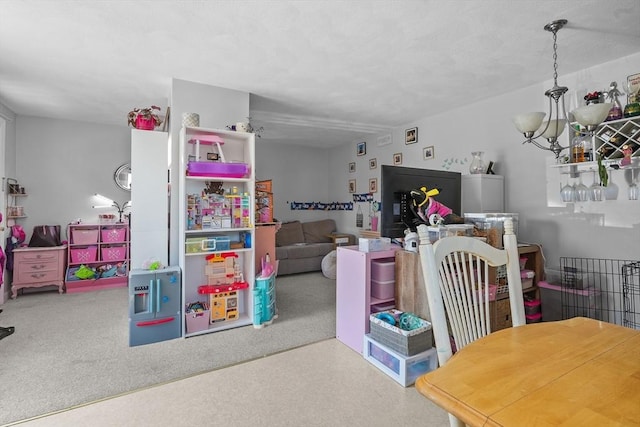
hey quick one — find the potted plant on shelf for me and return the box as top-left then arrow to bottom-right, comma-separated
127,105 -> 163,130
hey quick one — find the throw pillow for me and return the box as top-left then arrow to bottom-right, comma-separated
302,219 -> 335,243
276,221 -> 305,246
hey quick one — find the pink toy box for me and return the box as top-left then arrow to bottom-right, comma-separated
187,161 -> 250,178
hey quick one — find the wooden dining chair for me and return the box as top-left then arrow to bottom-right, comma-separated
416,219 -> 525,427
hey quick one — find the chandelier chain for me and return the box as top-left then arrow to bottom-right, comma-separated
552,30 -> 559,86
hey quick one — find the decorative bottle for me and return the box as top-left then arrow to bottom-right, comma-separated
356,205 -> 363,228
570,126 -> 585,163
469,151 -> 486,174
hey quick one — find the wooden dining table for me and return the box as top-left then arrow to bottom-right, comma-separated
415,317 -> 640,426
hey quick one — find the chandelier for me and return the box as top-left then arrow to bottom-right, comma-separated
513,19 -> 612,159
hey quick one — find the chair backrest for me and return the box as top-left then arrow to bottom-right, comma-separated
417,218 -> 525,367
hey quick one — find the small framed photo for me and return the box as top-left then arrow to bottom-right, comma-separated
206,152 -> 220,161
423,145 -> 435,160
405,127 -> 418,144
357,141 -> 367,156
369,158 -> 377,169
369,178 -> 378,193
348,179 -> 356,193
393,153 -> 402,165
349,162 -> 356,173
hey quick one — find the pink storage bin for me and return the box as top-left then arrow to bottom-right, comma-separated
101,227 -> 126,242
70,246 -> 98,263
371,259 -> 395,282
525,312 -> 542,323
524,299 -> 542,315
101,245 -> 127,261
371,279 -> 395,300
71,228 -> 99,245
187,161 -> 250,178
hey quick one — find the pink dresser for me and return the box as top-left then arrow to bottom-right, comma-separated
11,245 -> 67,298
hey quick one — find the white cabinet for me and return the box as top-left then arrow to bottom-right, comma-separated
179,126 -> 255,337
130,129 -> 169,269
462,174 -> 504,213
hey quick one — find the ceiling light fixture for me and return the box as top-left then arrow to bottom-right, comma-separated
513,19 -> 612,159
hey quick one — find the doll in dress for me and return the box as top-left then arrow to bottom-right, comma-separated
409,186 -> 465,226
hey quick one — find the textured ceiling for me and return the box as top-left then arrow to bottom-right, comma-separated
1,0 -> 639,147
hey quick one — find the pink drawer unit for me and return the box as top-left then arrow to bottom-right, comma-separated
371,259 -> 395,282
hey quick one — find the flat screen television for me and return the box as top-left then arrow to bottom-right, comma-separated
381,165 -> 461,238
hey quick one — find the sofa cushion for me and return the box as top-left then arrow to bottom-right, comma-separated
276,221 -> 305,246
283,242 -> 333,260
301,219 -> 336,244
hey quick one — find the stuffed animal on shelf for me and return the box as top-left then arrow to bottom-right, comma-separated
409,186 -> 465,226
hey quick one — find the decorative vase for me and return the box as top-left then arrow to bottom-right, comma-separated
469,151 -> 486,174
135,115 -> 155,130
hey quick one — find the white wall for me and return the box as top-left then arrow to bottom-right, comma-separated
330,52 -> 640,266
255,141 -> 330,223
15,116 -> 130,240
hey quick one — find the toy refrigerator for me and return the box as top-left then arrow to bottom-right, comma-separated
129,266 -> 182,346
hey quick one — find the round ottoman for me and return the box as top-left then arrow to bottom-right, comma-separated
321,250 -> 337,279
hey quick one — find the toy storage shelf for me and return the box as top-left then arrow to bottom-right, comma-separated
179,126 -> 256,337
65,223 -> 129,293
336,245 -> 402,354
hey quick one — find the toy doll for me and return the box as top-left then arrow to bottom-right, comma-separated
409,186 -> 465,226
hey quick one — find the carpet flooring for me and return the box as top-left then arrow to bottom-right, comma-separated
0,272 -> 336,425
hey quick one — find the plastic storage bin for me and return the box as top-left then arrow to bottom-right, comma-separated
463,213 -> 519,248
363,334 -> 437,387
185,236 -> 231,253
70,246 -> 98,263
185,310 -> 211,333
526,312 -> 542,323
187,161 -> 250,178
545,266 -> 585,289
371,279 -> 395,300
71,228 -> 99,245
371,259 -> 395,282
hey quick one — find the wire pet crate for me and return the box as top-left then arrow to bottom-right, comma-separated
559,257 -> 639,329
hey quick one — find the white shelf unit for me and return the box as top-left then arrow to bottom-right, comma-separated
5,178 -> 27,221
179,126 -> 256,337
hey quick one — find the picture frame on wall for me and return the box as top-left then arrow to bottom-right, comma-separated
423,145 -> 434,160
405,127 -> 418,144
349,162 -> 356,173
369,158 -> 377,169
369,178 -> 378,193
393,153 -> 402,165
348,179 -> 356,193
357,141 -> 367,156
